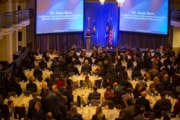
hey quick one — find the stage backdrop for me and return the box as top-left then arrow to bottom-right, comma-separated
35,1 -> 170,51
84,2 -> 119,47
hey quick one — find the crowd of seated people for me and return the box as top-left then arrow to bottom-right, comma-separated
0,45 -> 180,120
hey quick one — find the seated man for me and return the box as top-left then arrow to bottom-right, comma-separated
66,105 -> 83,120
136,90 -> 151,112
88,87 -> 101,106
81,59 -> 91,73
104,86 -> 114,106
147,84 -> 159,96
153,92 -> 172,118
92,106 -> 106,120
26,78 -> 37,93
81,76 -> 93,88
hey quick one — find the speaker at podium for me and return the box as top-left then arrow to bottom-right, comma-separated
85,28 -> 91,50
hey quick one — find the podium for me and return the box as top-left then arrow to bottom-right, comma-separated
85,35 -> 91,50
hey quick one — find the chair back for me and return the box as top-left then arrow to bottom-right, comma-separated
14,106 -> 26,119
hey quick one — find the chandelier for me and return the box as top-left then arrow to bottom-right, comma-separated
99,0 -> 126,6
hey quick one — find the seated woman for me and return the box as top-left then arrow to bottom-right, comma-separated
92,106 -> 106,120
81,76 -> 93,88
104,86 -> 114,106
122,87 -> 135,108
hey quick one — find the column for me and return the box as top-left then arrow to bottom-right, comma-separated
13,30 -> 18,53
18,27 -> 27,47
7,32 -> 13,63
8,0 -> 13,12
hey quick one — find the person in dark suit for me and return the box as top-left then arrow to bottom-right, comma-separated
7,77 -> 22,96
44,84 -> 67,120
81,59 -> 91,74
0,97 -> 10,120
88,87 -> 101,105
26,78 -> 37,93
82,76 -> 93,88
153,93 -> 172,118
28,93 -> 41,119
66,105 -> 83,120
33,67 -> 42,81
136,90 -> 151,112
92,106 -> 106,120
31,101 -> 45,120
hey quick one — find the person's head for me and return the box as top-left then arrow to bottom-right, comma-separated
96,106 -> 102,114
149,84 -> 156,92
84,59 -> 89,64
85,76 -> 89,81
51,84 -> 58,92
106,86 -> 112,91
163,74 -> 169,81
140,90 -> 147,97
29,77 -> 35,83
106,79 -> 110,83
70,105 -> 78,114
126,87 -> 133,93
41,81 -> 48,89
113,82 -> 118,88
153,76 -> 160,84
46,112 -> 54,119
34,101 -> 41,111
93,87 -> 97,92
8,100 -> 14,108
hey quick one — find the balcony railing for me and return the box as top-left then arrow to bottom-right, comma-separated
0,9 -> 32,29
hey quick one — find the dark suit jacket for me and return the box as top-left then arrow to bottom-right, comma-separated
88,91 -> 101,101
26,82 -> 37,93
136,96 -> 151,111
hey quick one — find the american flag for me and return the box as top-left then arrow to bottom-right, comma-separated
108,18 -> 113,46
108,28 -> 113,46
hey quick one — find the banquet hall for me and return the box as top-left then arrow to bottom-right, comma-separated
0,0 -> 180,120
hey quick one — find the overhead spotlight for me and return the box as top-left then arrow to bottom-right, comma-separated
116,0 -> 126,7
99,0 -> 105,5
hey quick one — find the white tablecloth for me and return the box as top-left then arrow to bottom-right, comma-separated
146,94 -> 177,111
42,69 -> 53,80
77,106 -> 120,120
69,74 -> 102,87
75,64 -> 99,74
35,54 -> 43,60
19,80 -> 42,93
73,88 -> 105,104
24,69 -> 34,80
130,80 -> 153,89
4,94 -> 33,109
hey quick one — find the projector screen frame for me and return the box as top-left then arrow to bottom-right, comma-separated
119,0 -> 170,36
35,0 -> 85,35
